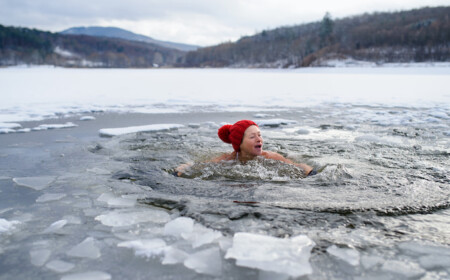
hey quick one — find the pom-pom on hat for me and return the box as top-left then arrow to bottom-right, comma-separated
218,120 -> 258,152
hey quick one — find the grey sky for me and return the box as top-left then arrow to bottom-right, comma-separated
0,0 -> 448,46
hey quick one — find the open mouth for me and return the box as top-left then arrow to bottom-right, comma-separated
255,144 -> 262,149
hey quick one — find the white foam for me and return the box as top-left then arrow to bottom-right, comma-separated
117,239 -> 166,258
67,237 -> 101,259
30,249 -> 51,266
36,193 -> 67,203
95,209 -> 170,227
184,247 -> 222,276
12,176 -> 56,190
327,245 -> 360,266
61,271 -> 111,280
0,218 -> 20,233
99,123 -> 184,137
45,259 -> 75,273
225,232 -> 315,277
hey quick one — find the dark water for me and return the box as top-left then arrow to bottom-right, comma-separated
1,105 -> 449,280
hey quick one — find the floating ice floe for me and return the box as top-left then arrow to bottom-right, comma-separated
60,271 -> 111,280
381,260 -> 425,278
32,122 -> 77,131
256,119 -> 297,127
184,247 -> 222,276
327,245 -> 360,266
36,193 -> 67,203
45,259 -> 75,273
96,193 -> 136,207
99,123 -> 184,137
12,176 -> 56,190
79,116 -> 96,121
225,232 -> 315,277
42,219 -> 67,233
162,246 -> 189,265
118,239 -> 166,258
30,249 -> 51,266
67,237 -> 101,259
164,217 -> 223,248
0,218 -> 20,233
95,209 -> 170,227
0,122 -> 21,129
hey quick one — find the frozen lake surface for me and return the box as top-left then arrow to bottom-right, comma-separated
0,67 -> 449,279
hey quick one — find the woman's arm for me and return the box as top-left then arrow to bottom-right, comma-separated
263,151 -> 314,175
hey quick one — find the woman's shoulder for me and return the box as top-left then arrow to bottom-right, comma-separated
262,151 -> 286,161
211,152 -> 236,163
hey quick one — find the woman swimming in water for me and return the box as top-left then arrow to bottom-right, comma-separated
175,120 -> 316,177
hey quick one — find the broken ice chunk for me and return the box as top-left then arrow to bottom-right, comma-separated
45,259 -> 75,273
327,245 -> 360,266
162,246 -> 188,265
95,209 -> 170,227
164,217 -> 194,238
225,232 -> 315,277
13,176 -> 56,190
184,247 -> 222,276
381,260 -> 425,278
42,219 -> 67,233
60,271 -> 111,280
30,249 -> 51,266
67,237 -> 101,259
117,239 -> 166,258
182,223 -> 223,248
36,193 -> 66,203
0,218 -> 20,233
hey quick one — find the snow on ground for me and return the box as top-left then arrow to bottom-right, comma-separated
0,67 -> 449,124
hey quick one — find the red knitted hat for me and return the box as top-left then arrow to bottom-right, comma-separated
218,120 -> 258,152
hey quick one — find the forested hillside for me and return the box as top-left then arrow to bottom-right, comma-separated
1,6 -> 448,68
184,6 -> 450,67
0,25 -> 185,67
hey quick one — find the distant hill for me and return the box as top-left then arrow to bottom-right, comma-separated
184,6 -> 450,67
61,26 -> 199,52
0,24 -> 185,67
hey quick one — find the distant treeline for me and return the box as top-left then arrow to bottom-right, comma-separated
0,6 -> 449,68
0,25 -> 184,67
184,6 -> 450,67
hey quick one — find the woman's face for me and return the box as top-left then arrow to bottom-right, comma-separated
240,125 -> 263,157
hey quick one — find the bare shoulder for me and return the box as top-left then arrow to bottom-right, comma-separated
210,152 -> 235,163
262,151 -> 292,162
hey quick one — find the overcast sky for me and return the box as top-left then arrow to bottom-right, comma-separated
0,0 -> 448,46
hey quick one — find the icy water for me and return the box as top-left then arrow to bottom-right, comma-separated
0,67 -> 449,279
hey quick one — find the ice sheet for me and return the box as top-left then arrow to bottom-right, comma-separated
60,271 -> 111,280
117,239 -> 166,258
327,245 -> 360,266
184,247 -> 222,276
225,232 -> 315,277
67,237 -> 101,259
95,209 -> 170,227
36,193 -> 67,203
1,67 -> 449,124
12,176 -> 56,190
45,259 -> 75,273
99,123 -> 184,137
